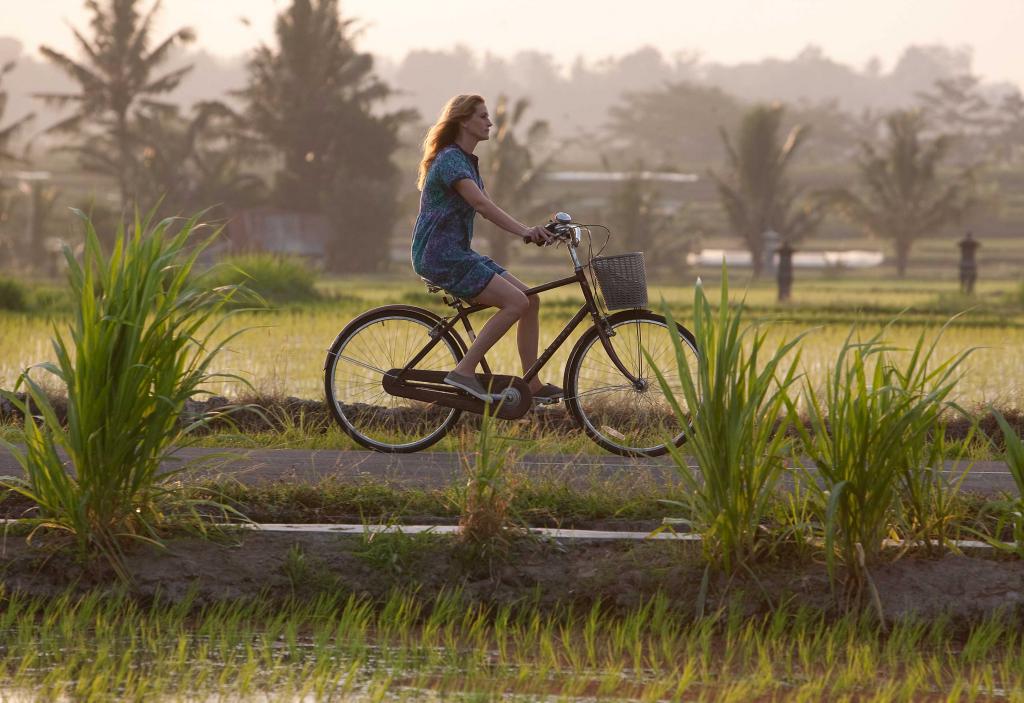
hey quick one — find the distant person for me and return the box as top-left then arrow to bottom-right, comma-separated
958,231 -> 980,295
776,239 -> 794,302
410,94 -> 562,403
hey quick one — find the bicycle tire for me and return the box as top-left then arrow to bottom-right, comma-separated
564,309 -> 698,457
324,305 -> 465,453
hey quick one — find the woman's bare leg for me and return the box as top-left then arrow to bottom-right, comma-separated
499,272 -> 545,393
451,274 -> 528,377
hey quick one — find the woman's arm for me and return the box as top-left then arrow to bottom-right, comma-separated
454,179 -> 548,242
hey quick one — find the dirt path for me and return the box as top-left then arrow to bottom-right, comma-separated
0,446 -> 1016,494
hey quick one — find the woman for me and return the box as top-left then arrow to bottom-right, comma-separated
411,94 -> 562,403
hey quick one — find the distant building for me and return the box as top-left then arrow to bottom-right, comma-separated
225,209 -> 330,259
545,171 -> 699,185
542,171 -> 699,211
687,249 -> 884,269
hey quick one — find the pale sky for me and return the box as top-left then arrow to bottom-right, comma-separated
7,0 -> 1024,89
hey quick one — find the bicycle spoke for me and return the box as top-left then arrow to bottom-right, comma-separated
336,353 -> 390,377
568,313 -> 697,456
327,312 -> 460,452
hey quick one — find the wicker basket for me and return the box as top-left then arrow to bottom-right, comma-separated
592,252 -> 648,310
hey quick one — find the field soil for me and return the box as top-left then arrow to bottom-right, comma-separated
2,531 -> 1022,625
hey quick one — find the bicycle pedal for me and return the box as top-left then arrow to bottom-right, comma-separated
532,396 -> 561,406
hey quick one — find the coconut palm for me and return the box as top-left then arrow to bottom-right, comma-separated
711,104 -> 822,277
828,110 -> 977,277
35,0 -> 195,206
0,60 -> 34,162
479,95 -> 554,262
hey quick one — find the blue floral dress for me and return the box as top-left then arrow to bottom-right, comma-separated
411,144 -> 505,299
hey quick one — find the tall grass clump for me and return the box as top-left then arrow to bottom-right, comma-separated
455,405 -> 522,561
199,252 -> 319,306
792,324 -> 973,602
0,211 -> 248,578
0,275 -> 29,311
650,266 -> 804,579
983,410 -> 1024,556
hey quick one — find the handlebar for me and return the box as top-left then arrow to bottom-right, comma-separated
522,211 -> 581,247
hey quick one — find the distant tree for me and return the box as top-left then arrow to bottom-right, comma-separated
607,82 -> 744,168
998,90 -> 1024,163
22,183 -> 60,270
478,95 -> 554,262
600,160 -> 675,261
238,0 -> 410,271
787,99 -> 871,163
133,102 -> 267,219
35,0 -> 195,206
828,110 -> 977,277
0,60 -> 36,266
711,104 -> 823,277
0,60 -> 34,162
917,74 -> 992,133
916,73 -> 1004,163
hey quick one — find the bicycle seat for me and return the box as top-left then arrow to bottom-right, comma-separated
420,277 -> 444,294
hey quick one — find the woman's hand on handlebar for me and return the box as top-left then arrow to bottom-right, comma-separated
523,225 -> 554,246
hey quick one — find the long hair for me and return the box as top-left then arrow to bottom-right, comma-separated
417,94 -> 484,190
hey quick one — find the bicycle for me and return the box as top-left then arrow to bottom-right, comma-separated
323,212 -> 699,457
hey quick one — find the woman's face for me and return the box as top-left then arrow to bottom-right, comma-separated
460,102 -> 492,141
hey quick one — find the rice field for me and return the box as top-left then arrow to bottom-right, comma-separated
2,276 -> 1023,408
2,587 -> 1022,702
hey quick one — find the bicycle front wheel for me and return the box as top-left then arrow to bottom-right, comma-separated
565,310 -> 698,457
324,306 -> 464,452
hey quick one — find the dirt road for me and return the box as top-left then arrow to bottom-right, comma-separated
0,447 -> 1017,495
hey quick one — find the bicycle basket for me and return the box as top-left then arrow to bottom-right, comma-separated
592,252 -> 648,310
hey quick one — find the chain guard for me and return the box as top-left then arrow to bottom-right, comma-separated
382,369 -> 533,419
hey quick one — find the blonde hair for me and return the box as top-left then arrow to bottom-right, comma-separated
417,94 -> 485,190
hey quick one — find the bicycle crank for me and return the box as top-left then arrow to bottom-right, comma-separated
382,370 -> 533,419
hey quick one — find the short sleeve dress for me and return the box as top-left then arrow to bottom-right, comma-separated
411,144 -> 506,299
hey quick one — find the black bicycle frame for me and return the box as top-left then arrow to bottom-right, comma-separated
400,264 -> 642,386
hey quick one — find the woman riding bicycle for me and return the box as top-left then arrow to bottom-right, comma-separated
411,94 -> 563,403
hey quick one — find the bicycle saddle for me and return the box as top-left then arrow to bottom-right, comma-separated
419,277 -> 444,294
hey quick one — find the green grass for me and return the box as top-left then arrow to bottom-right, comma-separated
0,212 -> 248,578
653,266 -> 803,577
196,252 -> 322,306
0,276 -> 28,311
14,467 -> 988,545
188,464 -> 695,527
4,276 -> 1023,405
1,587 -> 1022,701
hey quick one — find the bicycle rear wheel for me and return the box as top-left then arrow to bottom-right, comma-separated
324,306 -> 464,452
565,310 -> 698,457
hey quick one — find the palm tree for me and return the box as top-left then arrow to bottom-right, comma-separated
479,95 -> 554,262
0,60 -> 36,265
0,60 -> 34,162
828,110 -> 977,277
711,104 -> 822,277
133,102 -> 267,218
35,0 -> 195,206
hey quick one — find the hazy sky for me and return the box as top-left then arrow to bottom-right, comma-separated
8,0 -> 1024,89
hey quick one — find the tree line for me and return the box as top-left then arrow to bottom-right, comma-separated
1,0 -> 406,272
0,0 -> 1021,276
